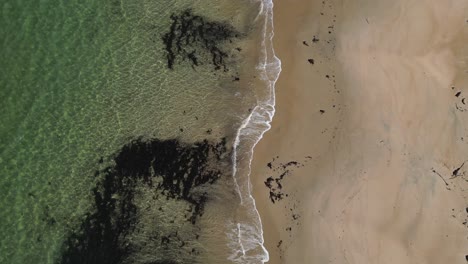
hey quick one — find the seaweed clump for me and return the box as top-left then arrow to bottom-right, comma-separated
264,159 -> 306,203
59,137 -> 229,264
162,9 -> 239,70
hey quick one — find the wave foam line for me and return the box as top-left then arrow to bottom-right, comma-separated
229,0 -> 281,262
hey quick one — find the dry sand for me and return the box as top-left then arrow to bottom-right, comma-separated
251,0 -> 468,263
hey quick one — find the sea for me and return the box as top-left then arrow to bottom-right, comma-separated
0,0 -> 280,263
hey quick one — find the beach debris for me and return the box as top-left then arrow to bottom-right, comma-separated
233,77 -> 240,81
264,176 -> 284,203
451,161 -> 465,178
302,40 -> 309,46
312,35 -> 319,43
319,109 -> 325,114
282,161 -> 299,169
308,58 -> 315,64
431,168 -> 451,190
454,89 -> 467,111
277,240 -> 283,248
264,177 -> 274,188
456,104 -> 466,112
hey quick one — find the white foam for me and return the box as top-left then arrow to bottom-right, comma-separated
228,0 -> 281,262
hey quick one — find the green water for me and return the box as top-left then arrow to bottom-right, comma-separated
0,0 -> 264,263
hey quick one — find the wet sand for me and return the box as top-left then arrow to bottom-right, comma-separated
252,0 -> 468,263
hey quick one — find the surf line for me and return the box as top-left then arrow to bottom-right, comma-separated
230,0 -> 282,262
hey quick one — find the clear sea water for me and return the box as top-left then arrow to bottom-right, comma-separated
0,0 -> 279,263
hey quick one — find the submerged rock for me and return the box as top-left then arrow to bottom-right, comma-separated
162,9 -> 240,70
59,137 -> 230,264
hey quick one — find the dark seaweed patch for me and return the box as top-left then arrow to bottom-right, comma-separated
59,137 -> 229,264
264,159 -> 306,203
162,9 -> 239,70
263,157 -> 313,204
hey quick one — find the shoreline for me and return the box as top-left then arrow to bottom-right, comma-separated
251,1 -> 340,262
252,0 -> 468,263
228,0 -> 281,262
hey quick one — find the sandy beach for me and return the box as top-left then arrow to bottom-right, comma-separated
251,0 -> 468,263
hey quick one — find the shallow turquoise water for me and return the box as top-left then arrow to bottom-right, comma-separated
0,0 -> 264,263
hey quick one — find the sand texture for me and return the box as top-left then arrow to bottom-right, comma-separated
252,0 -> 468,263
